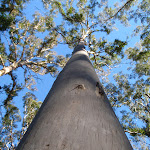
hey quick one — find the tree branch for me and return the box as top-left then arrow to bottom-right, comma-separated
37,38 -> 55,56
0,58 -> 30,77
4,72 -> 16,106
0,61 -> 20,76
90,0 -> 134,29
0,55 -> 5,67
145,94 -> 150,99
124,130 -> 138,134
53,28 -> 72,45
104,0 -> 134,22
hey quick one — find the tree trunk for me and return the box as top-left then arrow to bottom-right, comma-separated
16,43 -> 133,150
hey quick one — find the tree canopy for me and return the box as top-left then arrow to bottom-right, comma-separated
0,0 -> 149,149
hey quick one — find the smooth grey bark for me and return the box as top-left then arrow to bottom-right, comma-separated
16,44 -> 133,150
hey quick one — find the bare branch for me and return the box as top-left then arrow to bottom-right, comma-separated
90,0 -> 134,29
145,94 -> 150,99
104,0 -> 134,22
124,130 -> 138,134
3,72 -> 16,106
0,55 -> 5,67
53,28 -> 71,44
26,60 -> 64,68
0,59 -> 28,76
37,38 -> 55,56
137,100 -> 150,113
0,61 -> 20,76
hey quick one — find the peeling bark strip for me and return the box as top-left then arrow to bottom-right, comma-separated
16,43 -> 133,150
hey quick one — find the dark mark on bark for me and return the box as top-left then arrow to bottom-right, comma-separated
96,82 -> 104,95
70,84 -> 85,91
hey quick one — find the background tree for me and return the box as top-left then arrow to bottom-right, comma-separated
0,0 -> 149,149
0,0 -> 30,31
105,0 -> 150,148
0,0 -> 66,149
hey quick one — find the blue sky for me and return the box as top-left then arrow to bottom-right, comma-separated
0,0 -> 147,149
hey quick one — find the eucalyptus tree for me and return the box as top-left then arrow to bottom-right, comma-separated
0,0 -> 149,149
37,0 -> 150,149
16,40 -> 133,150
16,0 -> 135,149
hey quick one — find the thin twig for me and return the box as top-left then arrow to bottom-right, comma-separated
145,94 -> 150,99
124,130 -> 139,134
